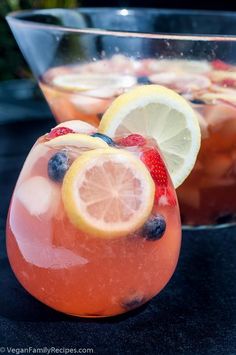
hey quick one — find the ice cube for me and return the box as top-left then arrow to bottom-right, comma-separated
16,176 -> 60,217
20,143 -> 49,181
71,95 -> 112,114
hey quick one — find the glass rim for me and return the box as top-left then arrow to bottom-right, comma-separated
6,7 -> 236,42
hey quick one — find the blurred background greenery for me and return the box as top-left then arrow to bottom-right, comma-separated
0,0 -> 80,81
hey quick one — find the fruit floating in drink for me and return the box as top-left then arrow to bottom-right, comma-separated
40,56 -> 236,226
7,86 -> 200,317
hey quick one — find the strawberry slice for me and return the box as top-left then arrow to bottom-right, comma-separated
47,127 -> 74,140
141,148 -> 176,206
221,79 -> 236,87
156,186 -> 177,207
141,148 -> 168,186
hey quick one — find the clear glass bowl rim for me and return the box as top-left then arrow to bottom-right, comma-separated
6,7 -> 236,42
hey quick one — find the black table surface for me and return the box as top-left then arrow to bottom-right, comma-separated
0,81 -> 236,354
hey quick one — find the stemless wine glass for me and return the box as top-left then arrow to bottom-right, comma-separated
6,9 -> 236,227
6,103 -> 181,317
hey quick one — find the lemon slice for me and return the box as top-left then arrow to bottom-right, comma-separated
62,148 -> 155,238
52,73 -> 136,92
99,85 -> 201,188
45,133 -> 108,150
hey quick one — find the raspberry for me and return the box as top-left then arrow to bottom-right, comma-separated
47,127 -> 74,140
118,134 -> 146,147
211,60 -> 230,71
141,148 -> 168,186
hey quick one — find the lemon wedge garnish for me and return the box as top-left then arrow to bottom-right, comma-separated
99,85 -> 201,188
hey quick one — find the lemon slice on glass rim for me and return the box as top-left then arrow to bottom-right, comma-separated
62,148 -> 155,238
99,85 -> 201,188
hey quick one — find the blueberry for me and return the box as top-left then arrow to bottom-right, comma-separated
91,133 -> 115,146
48,151 -> 70,182
190,99 -> 205,105
137,76 -> 151,85
143,214 -> 166,241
